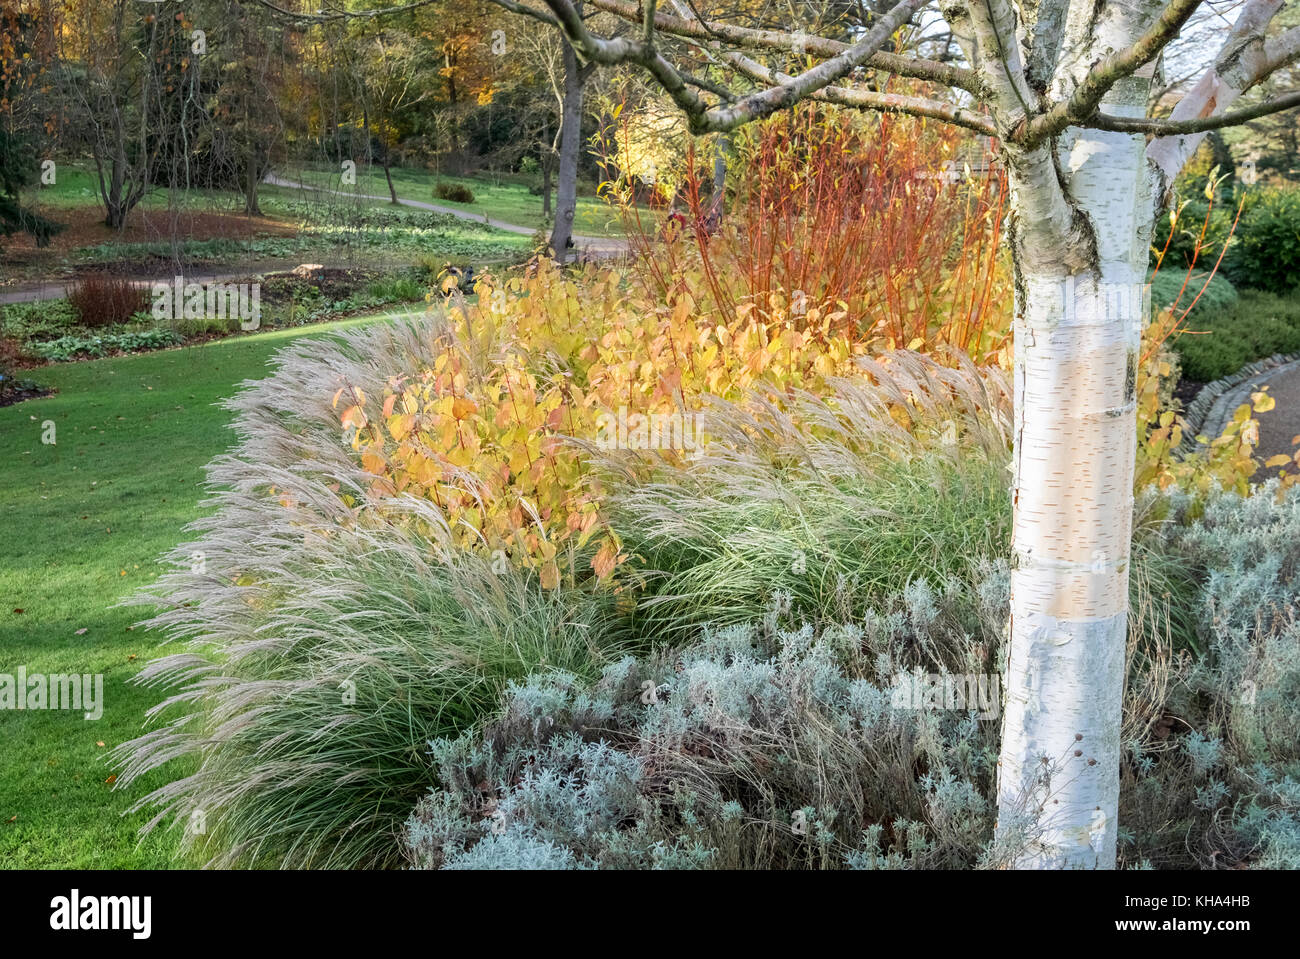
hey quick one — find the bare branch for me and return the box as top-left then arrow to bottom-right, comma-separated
1090,87 -> 1300,133
723,51 -> 999,134
539,0 -> 930,132
1023,0 -> 1204,146
585,0 -> 980,92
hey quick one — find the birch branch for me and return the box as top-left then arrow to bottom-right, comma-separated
723,52 -> 999,134
1023,0 -> 1204,145
1146,0 -> 1287,185
584,0 -> 980,92
1089,86 -> 1300,133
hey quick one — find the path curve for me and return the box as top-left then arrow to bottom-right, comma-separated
263,173 -> 628,258
1198,355 -> 1300,476
1,175 -> 630,306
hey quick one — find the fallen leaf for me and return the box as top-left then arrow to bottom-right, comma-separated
104,775 -> 117,785
96,741 -> 105,748
74,628 -> 87,635
12,609 -> 23,615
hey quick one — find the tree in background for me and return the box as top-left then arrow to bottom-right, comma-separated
356,28 -> 436,202
211,0 -> 289,215
62,0 -> 168,228
0,2 -> 62,245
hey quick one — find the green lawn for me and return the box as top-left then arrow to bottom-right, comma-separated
21,161 -> 628,238
282,161 -> 629,237
0,311 -> 403,868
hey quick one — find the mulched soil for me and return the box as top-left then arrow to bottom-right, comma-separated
2,206 -> 298,277
1172,376 -> 1205,408
257,267 -> 394,305
0,377 -> 54,407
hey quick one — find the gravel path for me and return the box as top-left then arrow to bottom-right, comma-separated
1254,362 -> 1300,475
1198,355 -> 1300,476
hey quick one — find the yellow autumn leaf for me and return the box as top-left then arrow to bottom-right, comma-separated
1251,390 -> 1276,413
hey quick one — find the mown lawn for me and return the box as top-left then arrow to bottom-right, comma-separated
10,163 -> 534,273
283,161 -> 630,237
0,312 -> 401,868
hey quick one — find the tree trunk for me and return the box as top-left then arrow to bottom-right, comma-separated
243,158 -> 262,216
383,156 -> 399,204
104,145 -> 128,229
995,25 -> 1156,871
542,152 -> 554,218
549,35 -> 583,259
705,134 -> 729,232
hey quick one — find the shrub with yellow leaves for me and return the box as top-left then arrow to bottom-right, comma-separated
1134,307 -> 1290,501
330,258 -> 877,588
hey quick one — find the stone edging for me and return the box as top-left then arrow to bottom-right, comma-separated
1178,351 -> 1300,454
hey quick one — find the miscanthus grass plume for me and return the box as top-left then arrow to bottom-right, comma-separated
110,314 -> 636,869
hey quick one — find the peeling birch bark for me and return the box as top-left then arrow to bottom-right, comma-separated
1146,0 -> 1286,187
996,7 -> 1156,870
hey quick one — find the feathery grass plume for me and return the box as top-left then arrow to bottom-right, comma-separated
586,350 -> 1015,643
111,311 -> 638,869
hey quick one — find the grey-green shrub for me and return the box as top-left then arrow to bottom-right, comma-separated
406,484 -> 1300,870
1118,482 -> 1300,868
406,609 -> 1006,871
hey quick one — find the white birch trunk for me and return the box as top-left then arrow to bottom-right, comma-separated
995,3 -> 1157,870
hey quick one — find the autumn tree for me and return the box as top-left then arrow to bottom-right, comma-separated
0,1 -> 62,245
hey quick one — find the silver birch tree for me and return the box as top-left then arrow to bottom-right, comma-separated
484,0 -> 1300,868
257,0 -> 1300,868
